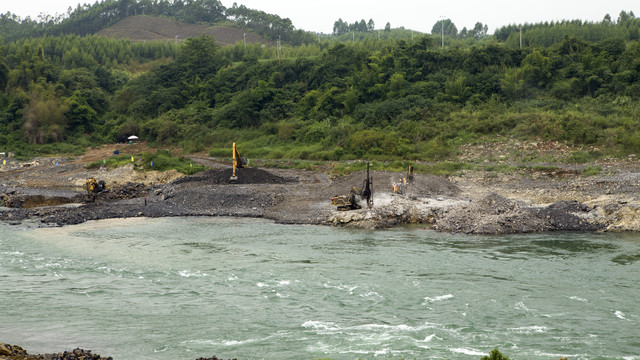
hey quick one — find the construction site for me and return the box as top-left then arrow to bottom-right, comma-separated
2,143 -> 640,233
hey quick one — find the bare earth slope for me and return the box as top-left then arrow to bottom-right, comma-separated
97,15 -> 271,45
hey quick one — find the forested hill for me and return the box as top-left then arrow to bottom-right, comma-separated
0,3 -> 639,163
0,0 -> 315,45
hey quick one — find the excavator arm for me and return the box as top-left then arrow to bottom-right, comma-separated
229,142 -> 247,183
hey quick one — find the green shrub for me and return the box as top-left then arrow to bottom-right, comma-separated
566,150 -> 603,163
209,148 -> 231,158
481,348 -> 510,360
582,165 -> 602,176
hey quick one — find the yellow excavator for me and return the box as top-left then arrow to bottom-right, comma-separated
229,142 -> 248,183
86,178 -> 108,194
392,164 -> 413,195
331,162 -> 373,211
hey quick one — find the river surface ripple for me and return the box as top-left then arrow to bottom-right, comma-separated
1,217 -> 639,359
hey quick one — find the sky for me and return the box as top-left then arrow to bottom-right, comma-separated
3,0 -> 639,34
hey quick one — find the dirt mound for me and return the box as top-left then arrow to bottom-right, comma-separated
328,170 -> 460,198
98,15 -> 272,45
92,182 -> 150,201
172,167 -> 296,185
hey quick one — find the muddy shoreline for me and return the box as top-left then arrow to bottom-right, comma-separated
2,154 -> 640,233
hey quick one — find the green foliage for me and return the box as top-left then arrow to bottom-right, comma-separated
566,150 -> 604,163
86,153 -> 135,169
2,6 -> 640,163
582,165 -> 603,176
140,149 -> 206,174
481,348 -> 510,360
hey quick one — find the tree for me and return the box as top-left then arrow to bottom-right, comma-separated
431,19 -> 458,38
178,35 -> 225,78
472,22 -> 488,40
385,22 -> 391,32
367,19 -> 375,32
333,18 -> 349,36
521,50 -> 552,87
23,84 -> 68,144
481,349 -> 510,360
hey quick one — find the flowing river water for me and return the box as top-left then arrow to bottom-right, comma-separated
1,217 -> 639,360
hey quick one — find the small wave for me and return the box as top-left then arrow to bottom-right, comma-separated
450,347 -> 487,356
323,282 -> 358,294
302,320 -> 339,331
508,326 -> 549,334
614,310 -> 630,321
178,270 -> 208,278
418,333 -> 438,342
359,291 -> 382,299
569,295 -> 588,302
422,294 -> 453,304
1,251 -> 24,256
302,320 -> 443,335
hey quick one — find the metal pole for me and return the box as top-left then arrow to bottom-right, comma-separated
441,17 -> 444,48
519,26 -> 522,49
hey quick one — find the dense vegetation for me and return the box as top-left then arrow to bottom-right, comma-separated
1,1 -> 639,164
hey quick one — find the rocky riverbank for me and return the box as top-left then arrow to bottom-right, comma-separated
2,152 -> 640,233
0,342 -> 234,360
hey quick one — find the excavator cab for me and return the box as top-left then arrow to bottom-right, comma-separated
86,178 -> 107,194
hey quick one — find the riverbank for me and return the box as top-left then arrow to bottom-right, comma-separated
0,342 -> 231,360
1,147 -> 640,233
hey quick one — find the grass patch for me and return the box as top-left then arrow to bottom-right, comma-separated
581,165 -> 602,176
419,162 -> 474,176
87,150 -> 207,175
566,150 -> 604,163
86,154 -> 136,169
140,149 -> 207,174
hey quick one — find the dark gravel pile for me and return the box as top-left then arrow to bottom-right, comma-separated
92,182 -> 150,201
172,167 -> 296,185
0,343 -> 111,360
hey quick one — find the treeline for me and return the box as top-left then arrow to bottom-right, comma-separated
495,11 -> 640,46
0,0 -> 313,45
2,5 -> 640,161
333,18 -> 377,36
3,29 -> 640,160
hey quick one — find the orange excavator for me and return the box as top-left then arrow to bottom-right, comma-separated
229,142 -> 248,183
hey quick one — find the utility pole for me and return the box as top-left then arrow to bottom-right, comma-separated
519,26 -> 523,49
441,16 -> 445,48
277,35 -> 281,63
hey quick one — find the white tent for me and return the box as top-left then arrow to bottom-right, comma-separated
127,135 -> 139,140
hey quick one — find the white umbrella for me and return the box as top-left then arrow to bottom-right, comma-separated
127,135 -> 139,140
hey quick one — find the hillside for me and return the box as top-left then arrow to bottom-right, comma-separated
97,15 -> 272,45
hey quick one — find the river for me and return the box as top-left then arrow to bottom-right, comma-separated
1,217 -> 639,359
